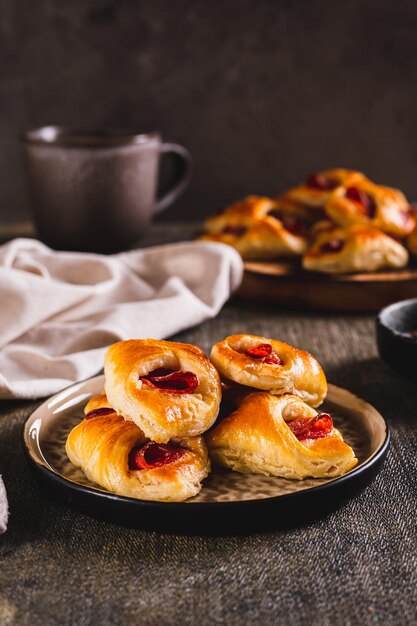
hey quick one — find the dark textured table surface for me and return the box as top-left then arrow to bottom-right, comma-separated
0,225 -> 416,626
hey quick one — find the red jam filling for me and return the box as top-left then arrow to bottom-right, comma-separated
306,174 -> 340,191
140,368 -> 199,394
345,186 -> 376,218
400,209 -> 413,226
267,210 -> 308,237
245,343 -> 283,365
128,442 -> 187,470
221,225 -> 247,237
85,407 -> 115,420
288,413 -> 333,440
319,239 -> 345,254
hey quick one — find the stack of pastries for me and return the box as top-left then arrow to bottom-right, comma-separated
66,339 -> 220,502
198,168 -> 417,273
66,335 -> 357,502
207,334 -> 357,479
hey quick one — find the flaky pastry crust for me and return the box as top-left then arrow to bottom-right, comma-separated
274,193 -> 325,223
199,216 -> 308,259
325,180 -> 414,237
303,224 -> 408,274
204,196 -> 276,225
205,393 -> 357,479
198,195 -> 309,259
210,334 -> 327,408
104,339 -> 221,443
66,395 -> 209,502
406,223 -> 417,256
286,169 -> 367,208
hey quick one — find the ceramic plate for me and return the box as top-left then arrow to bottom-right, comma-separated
23,375 -> 389,533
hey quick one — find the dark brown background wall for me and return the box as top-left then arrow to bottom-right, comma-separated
1,0 -> 417,223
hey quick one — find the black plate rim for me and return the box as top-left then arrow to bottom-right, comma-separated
22,377 -> 391,513
23,427 -> 390,514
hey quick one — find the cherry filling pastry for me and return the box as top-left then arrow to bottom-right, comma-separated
345,186 -> 376,218
85,407 -> 115,420
319,239 -> 345,254
288,412 -> 333,440
306,173 -> 340,191
245,343 -> 283,365
140,368 -> 199,394
400,209 -> 413,226
267,210 -> 308,237
221,225 -> 247,237
128,442 -> 187,470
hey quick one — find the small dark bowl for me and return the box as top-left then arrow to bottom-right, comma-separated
376,298 -> 417,380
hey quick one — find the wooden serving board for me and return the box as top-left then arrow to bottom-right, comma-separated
237,260 -> 417,312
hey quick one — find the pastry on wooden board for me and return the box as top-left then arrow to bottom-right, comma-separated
325,180 -> 415,238
285,168 -> 367,208
198,195 -> 309,259
303,224 -> 408,274
196,168 -> 415,275
406,220 -> 417,256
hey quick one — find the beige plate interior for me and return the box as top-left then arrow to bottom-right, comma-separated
24,375 -> 388,504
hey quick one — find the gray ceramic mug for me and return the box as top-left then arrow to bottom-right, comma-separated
22,126 -> 193,253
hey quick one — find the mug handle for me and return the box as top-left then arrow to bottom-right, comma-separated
155,143 -> 193,213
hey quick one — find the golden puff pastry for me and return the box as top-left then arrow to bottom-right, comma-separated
303,224 -> 408,274
210,334 -> 327,408
199,215 -> 307,260
272,194 -> 325,225
203,195 -> 276,224
406,222 -> 417,256
286,169 -> 367,209
205,392 -> 357,480
104,339 -> 222,444
84,393 -> 111,413
309,219 -> 337,239
66,398 -> 209,502
206,194 -> 314,231
325,180 -> 415,238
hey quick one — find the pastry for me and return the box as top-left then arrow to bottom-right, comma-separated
198,195 -> 308,259
325,180 -> 415,238
406,212 -> 417,256
205,392 -> 357,479
203,196 -> 276,224
104,339 -> 222,443
198,215 -> 308,259
303,224 -> 408,274
198,167 -> 414,274
407,229 -> 417,256
309,218 -> 337,239
286,169 -> 367,209
210,334 -> 327,408
66,395 -> 209,502
268,194 -> 320,232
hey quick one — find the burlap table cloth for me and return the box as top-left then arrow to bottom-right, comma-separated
0,226 -> 416,626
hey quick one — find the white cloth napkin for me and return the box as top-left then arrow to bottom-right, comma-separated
0,238 -> 243,400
